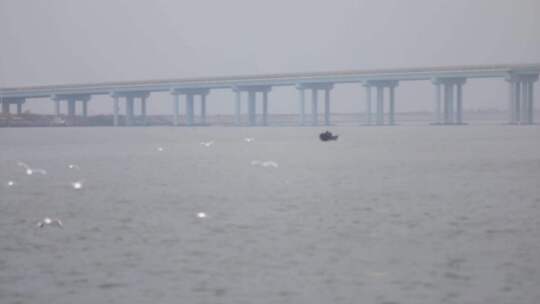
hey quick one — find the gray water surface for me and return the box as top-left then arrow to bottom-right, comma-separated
1,126 -> 540,304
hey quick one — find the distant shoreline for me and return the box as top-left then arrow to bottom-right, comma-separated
0,111 -> 535,127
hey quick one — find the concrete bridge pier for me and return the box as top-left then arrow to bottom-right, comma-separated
1,98 -> 9,114
110,91 -> 149,126
297,83 -> 333,126
140,95 -> 147,125
232,85 -> 271,126
171,88 -> 210,126
507,74 -> 538,124
1,97 -> 25,115
363,80 -> 398,125
432,78 -> 466,125
296,85 -> 306,126
51,94 -> 90,120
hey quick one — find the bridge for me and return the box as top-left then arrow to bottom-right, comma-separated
1,63 -> 539,126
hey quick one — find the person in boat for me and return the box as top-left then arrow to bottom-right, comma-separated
320,130 -> 338,141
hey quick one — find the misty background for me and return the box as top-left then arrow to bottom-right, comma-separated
1,0 -> 539,116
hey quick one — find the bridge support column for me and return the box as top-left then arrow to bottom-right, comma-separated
126,97 -> 135,126
506,74 -> 538,125
262,91 -> 268,126
200,94 -> 207,125
113,96 -> 119,126
82,100 -> 88,117
389,85 -> 395,125
432,77 -> 466,125
2,100 -> 10,114
521,81 -> 529,124
434,82 -> 441,124
235,91 -> 241,125
297,86 -> 305,126
297,83 -> 333,127
528,79 -> 535,124
54,100 -> 61,117
364,85 -> 372,125
170,88 -> 210,126
232,86 -> 271,126
376,85 -> 384,125
363,80 -> 397,125
248,91 -> 256,126
311,89 -> 318,126
140,96 -> 147,125
456,82 -> 463,124
186,94 -> 195,126
324,88 -> 330,126
67,99 -> 76,117
173,94 -> 180,126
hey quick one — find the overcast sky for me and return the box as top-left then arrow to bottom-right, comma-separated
1,0 -> 539,114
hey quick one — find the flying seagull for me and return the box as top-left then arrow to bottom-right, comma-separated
17,161 -> 47,175
200,141 -> 214,147
36,217 -> 63,228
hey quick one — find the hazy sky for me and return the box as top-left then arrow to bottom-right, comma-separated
1,0 -> 539,114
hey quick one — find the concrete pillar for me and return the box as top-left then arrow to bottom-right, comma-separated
521,81 -> 529,124
173,94 -> 180,126
141,96 -> 147,121
248,91 -> 256,126
262,91 -> 268,126
113,96 -> 119,126
68,99 -> 76,117
186,94 -> 194,126
447,84 -> 454,124
456,83 -> 463,124
55,100 -> 61,117
311,88 -> 318,126
16,102 -> 22,115
235,91 -> 241,125
528,80 -> 534,124
126,96 -> 135,126
389,85 -> 395,125
1,100 -> 9,114
376,86 -> 384,125
443,84 -> 450,124
515,82 -> 521,124
201,94 -> 207,125
82,100 -> 88,117
298,88 -> 305,126
508,80 -> 515,124
324,89 -> 330,126
365,86 -> 372,125
434,83 -> 441,124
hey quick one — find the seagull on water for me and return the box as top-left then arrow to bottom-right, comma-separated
68,164 -> 80,170
71,180 -> 84,190
7,180 -> 16,187
17,161 -> 47,175
36,217 -> 63,228
197,212 -> 207,218
244,137 -> 255,143
250,160 -> 279,168
156,147 -> 164,152
200,141 -> 214,147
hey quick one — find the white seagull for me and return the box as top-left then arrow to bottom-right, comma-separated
36,217 -> 63,228
7,180 -> 16,187
196,212 -> 207,218
17,161 -> 47,175
244,137 -> 255,143
156,147 -> 164,152
250,160 -> 279,168
71,180 -> 84,190
68,164 -> 80,170
200,141 -> 214,147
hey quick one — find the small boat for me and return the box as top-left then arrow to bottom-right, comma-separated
319,131 -> 338,141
